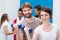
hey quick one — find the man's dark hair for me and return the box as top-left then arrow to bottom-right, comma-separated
22,2 -> 32,9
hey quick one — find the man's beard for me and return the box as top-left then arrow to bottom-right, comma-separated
24,13 -> 32,18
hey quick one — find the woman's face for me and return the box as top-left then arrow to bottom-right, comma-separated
40,11 -> 50,23
18,11 -> 23,19
34,9 -> 39,15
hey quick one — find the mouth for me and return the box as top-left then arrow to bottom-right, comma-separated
25,13 -> 31,18
42,19 -> 47,21
25,13 -> 31,15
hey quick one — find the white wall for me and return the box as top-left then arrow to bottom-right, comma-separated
53,0 -> 60,25
6,0 -> 20,24
0,0 -> 60,25
0,0 -> 20,24
0,0 -> 6,18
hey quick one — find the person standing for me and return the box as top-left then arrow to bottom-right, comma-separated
0,13 -> 14,40
32,7 -> 60,40
13,8 -> 24,40
34,5 -> 42,19
21,2 -> 42,40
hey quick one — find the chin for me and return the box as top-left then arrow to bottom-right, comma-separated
27,17 -> 31,18
43,21 -> 47,23
26,15 -> 31,18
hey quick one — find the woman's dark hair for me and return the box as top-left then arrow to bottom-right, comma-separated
34,5 -> 42,11
18,8 -> 24,15
40,7 -> 52,18
18,8 -> 22,11
1,14 -> 8,25
0,19 -> 1,27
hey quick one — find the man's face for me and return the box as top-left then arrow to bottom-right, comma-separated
18,11 -> 23,19
23,8 -> 32,18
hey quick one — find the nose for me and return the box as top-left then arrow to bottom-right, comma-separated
25,11 -> 29,14
42,15 -> 46,19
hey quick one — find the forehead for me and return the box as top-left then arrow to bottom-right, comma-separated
18,11 -> 22,13
34,9 -> 38,11
41,11 -> 49,15
23,7 -> 31,10
18,11 -> 23,14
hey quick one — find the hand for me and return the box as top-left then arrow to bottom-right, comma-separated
24,27 -> 31,40
24,27 -> 29,33
13,30 -> 16,33
12,27 -> 15,31
13,24 -> 17,27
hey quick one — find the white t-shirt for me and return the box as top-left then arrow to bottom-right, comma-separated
34,24 -> 60,40
13,17 -> 24,40
0,21 -> 14,40
16,17 -> 24,25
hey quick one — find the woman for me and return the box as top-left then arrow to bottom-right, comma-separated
34,5 -> 42,19
0,13 -> 15,40
32,7 -> 60,40
13,8 -> 24,40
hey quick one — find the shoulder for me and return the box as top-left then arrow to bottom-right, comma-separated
52,23 -> 59,28
13,18 -> 18,24
3,21 -> 8,25
33,17 -> 42,24
13,18 -> 17,22
1,21 -> 8,28
52,23 -> 60,30
34,25 -> 41,33
21,18 -> 26,25
21,17 -> 24,20
33,17 -> 42,22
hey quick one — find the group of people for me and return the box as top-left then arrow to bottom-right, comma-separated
0,2 -> 60,40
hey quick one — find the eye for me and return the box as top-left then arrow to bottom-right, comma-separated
28,9 -> 30,11
41,15 -> 43,16
23,10 -> 26,12
45,14 -> 48,16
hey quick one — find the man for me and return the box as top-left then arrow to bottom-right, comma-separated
21,2 -> 42,40
13,8 -> 24,40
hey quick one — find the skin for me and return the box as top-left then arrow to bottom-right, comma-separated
34,8 -> 40,18
14,11 -> 23,40
22,7 -> 35,40
23,7 -> 32,18
34,9 -> 39,15
18,11 -> 23,20
32,11 -> 60,40
3,16 -> 15,35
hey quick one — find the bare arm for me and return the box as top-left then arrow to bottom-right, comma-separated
24,27 -> 31,40
32,32 -> 38,40
59,30 -> 60,40
56,30 -> 60,40
4,26 -> 15,35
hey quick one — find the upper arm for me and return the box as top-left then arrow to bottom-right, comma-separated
56,30 -> 60,40
3,26 -> 8,35
57,25 -> 60,40
32,26 -> 40,40
32,32 -> 39,40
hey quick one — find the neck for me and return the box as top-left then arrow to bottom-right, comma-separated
42,21 -> 50,28
26,17 -> 34,23
18,18 -> 21,20
26,16 -> 32,20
